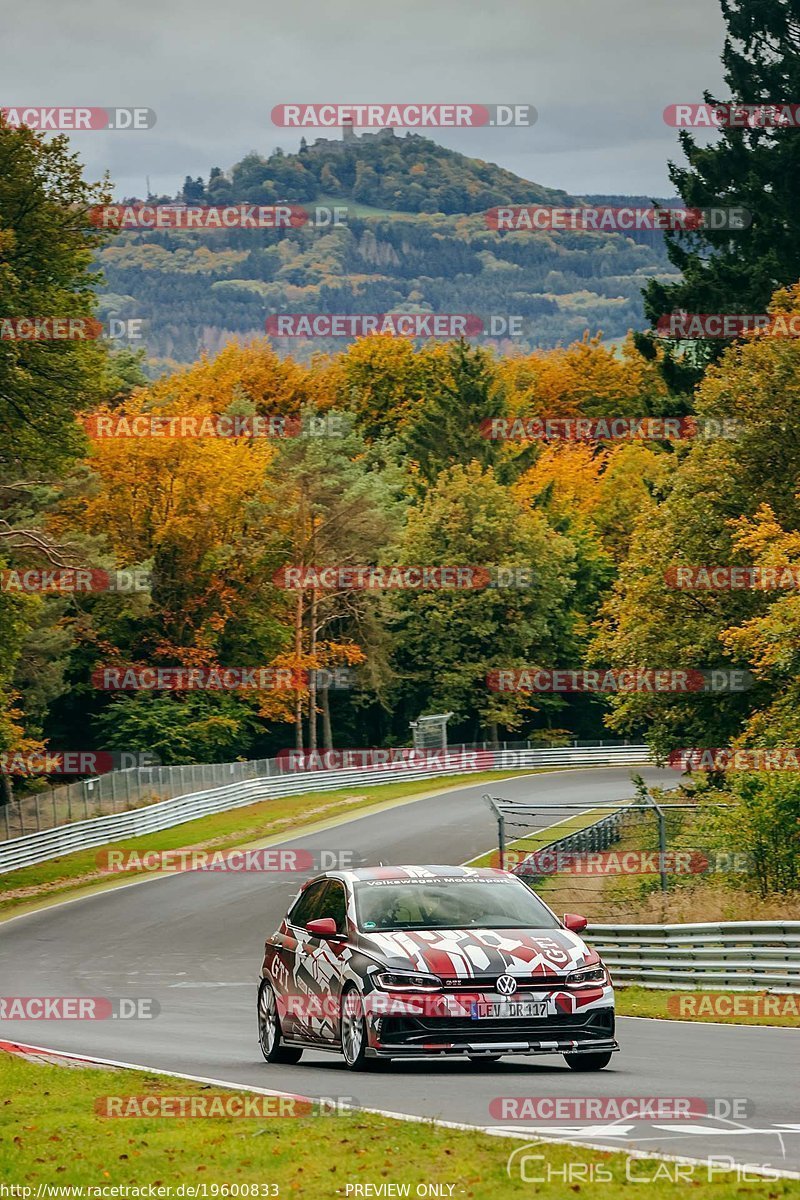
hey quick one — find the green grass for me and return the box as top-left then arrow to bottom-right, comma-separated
616,985 -> 800,1027
313,193 -> 420,219
0,770 -> 524,919
1,1053 -> 794,1196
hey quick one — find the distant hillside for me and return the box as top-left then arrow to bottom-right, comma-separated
100,133 -> 679,369
170,129 -> 573,214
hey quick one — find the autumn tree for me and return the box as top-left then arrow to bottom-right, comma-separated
0,115 -> 112,478
64,347 -> 302,761
322,334 -> 450,441
596,285 -> 800,754
515,441 -> 671,564
0,116 -> 114,787
388,462 -> 575,741
496,334 -> 671,421
264,411 -> 404,750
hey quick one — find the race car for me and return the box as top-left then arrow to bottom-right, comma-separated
257,864 -> 617,1070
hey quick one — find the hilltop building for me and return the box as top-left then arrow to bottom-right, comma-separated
309,124 -> 397,153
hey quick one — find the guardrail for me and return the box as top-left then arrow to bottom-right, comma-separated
0,744 -> 650,874
587,921 -> 800,992
1,738 -> 649,841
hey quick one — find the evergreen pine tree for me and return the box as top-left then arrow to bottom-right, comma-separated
639,0 -> 800,383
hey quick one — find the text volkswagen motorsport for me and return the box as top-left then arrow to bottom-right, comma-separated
258,865 -> 617,1070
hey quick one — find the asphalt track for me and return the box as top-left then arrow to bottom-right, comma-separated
1,766 -> 798,1177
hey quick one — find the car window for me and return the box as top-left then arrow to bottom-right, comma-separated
288,879 -> 330,928
354,879 -> 559,931
314,879 -> 347,933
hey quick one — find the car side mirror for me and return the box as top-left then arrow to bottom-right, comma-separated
306,917 -> 339,938
563,913 -> 588,933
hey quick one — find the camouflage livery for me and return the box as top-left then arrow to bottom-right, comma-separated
258,865 -> 617,1067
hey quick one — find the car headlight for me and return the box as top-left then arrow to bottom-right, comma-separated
375,970 -> 442,992
565,964 -> 608,989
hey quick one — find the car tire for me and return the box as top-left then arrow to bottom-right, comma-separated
258,979 -> 303,1064
563,1051 -> 613,1071
340,985 -> 381,1071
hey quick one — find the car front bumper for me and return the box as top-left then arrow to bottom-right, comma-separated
367,1038 -> 619,1059
366,1002 -> 617,1059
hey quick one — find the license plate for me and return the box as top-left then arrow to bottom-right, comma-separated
470,999 -> 548,1020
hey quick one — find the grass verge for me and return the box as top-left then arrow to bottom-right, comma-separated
615,985 -> 799,1027
0,1052 -> 794,1196
0,770 -> 523,920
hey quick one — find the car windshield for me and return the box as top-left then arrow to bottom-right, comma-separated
353,878 -> 560,931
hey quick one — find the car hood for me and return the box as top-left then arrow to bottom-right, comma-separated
356,926 -> 591,978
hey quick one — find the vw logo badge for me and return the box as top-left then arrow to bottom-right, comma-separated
496,974 -> 517,995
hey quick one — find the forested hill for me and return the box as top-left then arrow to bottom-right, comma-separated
100,132 -> 679,370
168,129 -> 572,213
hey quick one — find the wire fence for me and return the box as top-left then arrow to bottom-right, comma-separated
483,792 -> 747,922
1,758 -> 275,840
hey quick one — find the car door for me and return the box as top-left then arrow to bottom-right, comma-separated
291,878 -> 350,1045
274,878 -> 331,1038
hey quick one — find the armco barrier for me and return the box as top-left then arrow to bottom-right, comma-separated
587,921 -> 800,991
2,739 -> 649,840
0,744 -> 650,874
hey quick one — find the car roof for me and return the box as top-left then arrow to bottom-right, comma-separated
314,864 -> 511,885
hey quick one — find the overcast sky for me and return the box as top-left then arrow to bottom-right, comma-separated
2,0 -> 728,198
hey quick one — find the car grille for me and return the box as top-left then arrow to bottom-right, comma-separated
377,1008 -> 614,1046
438,975 -> 570,992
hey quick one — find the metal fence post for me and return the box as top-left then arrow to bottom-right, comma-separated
641,790 -> 669,894
35,793 -> 41,832
2,804 -> 9,839
657,806 -> 668,893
